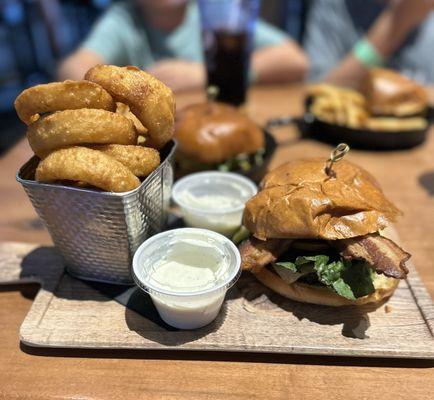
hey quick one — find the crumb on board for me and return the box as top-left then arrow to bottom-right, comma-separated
385,305 -> 393,313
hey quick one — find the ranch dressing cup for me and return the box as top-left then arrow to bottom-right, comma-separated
172,172 -> 257,237
132,228 -> 241,330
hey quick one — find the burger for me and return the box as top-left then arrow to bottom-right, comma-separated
175,102 -> 265,174
239,157 -> 410,306
364,68 -> 428,117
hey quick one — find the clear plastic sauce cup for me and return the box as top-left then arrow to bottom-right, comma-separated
132,228 -> 241,330
172,172 -> 257,237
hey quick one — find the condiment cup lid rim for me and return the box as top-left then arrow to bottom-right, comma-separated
132,228 -> 242,297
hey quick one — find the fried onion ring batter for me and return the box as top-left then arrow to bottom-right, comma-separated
115,102 -> 148,137
85,65 -> 175,149
90,144 -> 160,177
15,80 -> 115,124
27,109 -> 137,157
35,147 -> 140,192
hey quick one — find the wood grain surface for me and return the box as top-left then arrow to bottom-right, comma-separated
1,85 -> 434,399
0,238 -> 432,358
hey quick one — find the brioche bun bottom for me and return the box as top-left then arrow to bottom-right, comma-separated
254,268 -> 399,307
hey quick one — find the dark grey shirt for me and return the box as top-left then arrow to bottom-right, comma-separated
304,0 -> 434,83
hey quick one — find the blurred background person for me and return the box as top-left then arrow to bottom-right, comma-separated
304,0 -> 434,87
0,0 -> 112,151
57,0 -> 309,92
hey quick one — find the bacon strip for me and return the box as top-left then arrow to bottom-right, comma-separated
240,238 -> 292,273
334,233 -> 410,279
240,233 -> 410,280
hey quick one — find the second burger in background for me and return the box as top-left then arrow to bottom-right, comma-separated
364,68 -> 428,118
175,101 -> 265,177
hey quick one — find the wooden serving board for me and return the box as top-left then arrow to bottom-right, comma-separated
1,239 -> 433,359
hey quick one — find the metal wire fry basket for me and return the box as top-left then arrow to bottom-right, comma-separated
16,140 -> 177,285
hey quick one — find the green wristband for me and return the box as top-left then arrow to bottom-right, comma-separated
352,39 -> 385,68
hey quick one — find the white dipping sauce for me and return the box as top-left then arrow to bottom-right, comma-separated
179,192 -> 244,210
151,289 -> 226,331
172,172 -> 257,237
132,229 -> 241,330
150,260 -> 217,291
149,238 -> 227,292
178,191 -> 246,236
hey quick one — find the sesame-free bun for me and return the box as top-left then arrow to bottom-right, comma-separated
365,68 -> 428,117
254,267 -> 399,307
243,158 -> 401,241
175,102 -> 264,164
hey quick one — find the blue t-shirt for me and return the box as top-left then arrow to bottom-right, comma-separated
82,1 -> 289,68
304,0 -> 434,83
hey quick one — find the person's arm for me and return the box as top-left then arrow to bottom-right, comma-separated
58,49 -> 104,81
326,0 -> 434,87
252,41 -> 308,84
146,59 -> 205,93
145,28 -> 309,91
252,20 -> 308,84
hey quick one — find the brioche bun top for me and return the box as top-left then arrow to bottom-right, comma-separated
243,158 -> 401,240
175,102 -> 264,164
365,68 -> 428,117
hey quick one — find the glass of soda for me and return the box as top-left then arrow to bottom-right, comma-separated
198,0 -> 261,106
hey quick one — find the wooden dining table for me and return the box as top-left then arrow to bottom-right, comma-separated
0,85 -> 433,399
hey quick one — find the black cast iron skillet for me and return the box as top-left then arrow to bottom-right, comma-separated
266,102 -> 432,150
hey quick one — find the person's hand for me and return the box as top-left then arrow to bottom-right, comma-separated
389,0 -> 434,27
147,59 -> 205,92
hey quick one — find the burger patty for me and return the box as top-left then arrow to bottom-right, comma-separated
240,233 -> 410,279
332,233 -> 410,279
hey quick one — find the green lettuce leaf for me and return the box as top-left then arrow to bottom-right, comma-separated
274,261 -> 298,273
276,254 -> 375,300
340,261 -> 376,299
217,148 -> 265,172
274,260 -> 316,285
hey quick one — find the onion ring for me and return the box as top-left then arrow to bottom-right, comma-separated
115,102 -> 148,137
90,144 -> 160,177
35,147 -> 140,192
14,80 -> 115,125
27,109 -> 137,157
85,65 -> 175,149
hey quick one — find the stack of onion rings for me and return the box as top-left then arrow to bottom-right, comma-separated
14,66 -> 172,193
